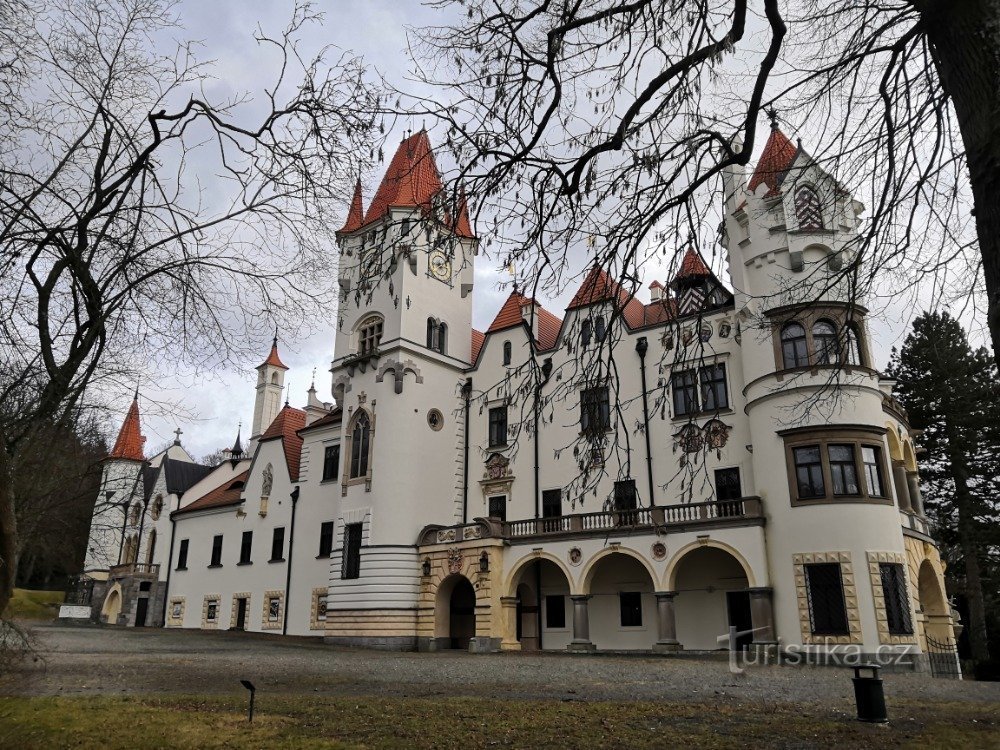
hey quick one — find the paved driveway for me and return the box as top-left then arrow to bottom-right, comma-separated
5,623 -> 998,709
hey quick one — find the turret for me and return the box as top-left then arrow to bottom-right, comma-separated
251,335 -> 288,451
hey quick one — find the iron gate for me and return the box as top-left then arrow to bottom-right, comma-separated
926,635 -> 962,679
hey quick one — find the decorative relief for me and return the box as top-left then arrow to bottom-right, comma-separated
651,542 -> 667,561
792,552 -> 863,645
261,464 -> 273,497
867,551 -> 918,646
704,420 -> 732,450
463,525 -> 482,540
448,548 -> 463,574
484,453 -> 511,481
568,547 -> 583,566
675,425 -> 703,454
436,528 -> 457,544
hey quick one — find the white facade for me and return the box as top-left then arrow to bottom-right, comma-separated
82,129 -> 956,666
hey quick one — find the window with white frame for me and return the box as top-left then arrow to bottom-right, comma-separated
357,315 -> 383,356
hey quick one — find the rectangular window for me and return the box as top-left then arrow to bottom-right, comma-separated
700,364 -> 729,411
804,563 -> 849,635
880,563 -> 913,635
271,527 -> 285,562
542,489 -> 562,518
206,600 -> 218,622
862,446 -> 885,497
239,531 -> 252,565
316,594 -> 328,622
342,523 -> 362,580
671,370 -> 699,416
828,444 -> 860,496
619,592 -> 643,627
268,596 -> 281,622
545,595 -> 566,629
209,535 -> 223,567
322,445 -> 340,482
714,467 -> 742,502
488,406 -> 508,447
318,521 -> 334,558
793,446 -> 826,499
176,539 -> 189,570
581,386 -> 610,434
488,495 -> 506,522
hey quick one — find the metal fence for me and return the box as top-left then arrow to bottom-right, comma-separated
926,635 -> 962,679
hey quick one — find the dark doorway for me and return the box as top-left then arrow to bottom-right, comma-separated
235,597 -> 248,630
448,577 -> 476,649
135,597 -> 148,627
726,591 -> 753,649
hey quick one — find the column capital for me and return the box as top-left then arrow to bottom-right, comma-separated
746,586 -> 773,597
654,590 -> 679,600
570,594 -> 592,602
500,596 -> 519,607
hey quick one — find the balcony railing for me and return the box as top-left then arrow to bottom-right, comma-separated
502,497 -> 763,541
109,562 -> 160,578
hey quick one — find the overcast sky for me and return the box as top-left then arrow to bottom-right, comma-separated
126,0 -> 917,460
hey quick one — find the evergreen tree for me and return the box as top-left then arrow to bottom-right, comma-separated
888,312 -> 1000,665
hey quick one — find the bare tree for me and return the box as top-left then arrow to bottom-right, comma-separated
0,0 -> 383,614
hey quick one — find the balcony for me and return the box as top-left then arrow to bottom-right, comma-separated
417,498 -> 764,547
109,562 -> 160,579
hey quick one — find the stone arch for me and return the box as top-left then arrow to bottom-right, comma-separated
885,424 -> 903,462
580,546 -> 659,595
101,583 -> 123,624
665,540 -> 757,591
903,440 -> 918,472
503,551 -> 576,597
917,559 -> 947,617
434,573 -> 477,649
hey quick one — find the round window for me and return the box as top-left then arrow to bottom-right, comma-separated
427,409 -> 444,431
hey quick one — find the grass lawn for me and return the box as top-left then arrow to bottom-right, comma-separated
0,694 -> 997,749
2,589 -> 62,620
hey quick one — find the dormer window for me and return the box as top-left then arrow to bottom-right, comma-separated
794,185 -> 824,231
357,315 -> 383,356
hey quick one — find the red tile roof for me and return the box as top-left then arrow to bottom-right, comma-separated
649,280 -> 664,290
567,267 -> 646,328
471,329 -> 485,363
339,179 -> 364,233
259,405 -> 306,481
452,189 -> 475,239
259,339 -> 288,370
674,248 -> 711,281
747,124 -> 798,197
108,396 -> 145,461
175,470 -> 249,515
643,297 -> 679,326
297,408 -> 343,434
363,131 -> 442,224
485,291 -> 563,350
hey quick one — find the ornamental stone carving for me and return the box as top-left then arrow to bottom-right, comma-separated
448,548 -> 463,574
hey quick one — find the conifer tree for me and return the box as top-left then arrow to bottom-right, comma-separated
888,312 -> 999,664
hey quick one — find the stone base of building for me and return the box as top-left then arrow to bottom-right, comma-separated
58,605 -> 92,620
468,636 -> 501,653
652,641 -> 682,654
324,635 -> 420,651
566,641 -> 597,653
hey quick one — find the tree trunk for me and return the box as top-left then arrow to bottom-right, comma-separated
948,448 -> 991,662
0,442 -> 18,617
918,0 -> 1000,363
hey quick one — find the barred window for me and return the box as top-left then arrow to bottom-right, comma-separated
581,386 -> 611,434
828,444 -> 860,496
488,495 -> 506,521
805,563 -> 849,635
341,523 -> 362,580
793,446 -> 825,499
880,563 -> 913,635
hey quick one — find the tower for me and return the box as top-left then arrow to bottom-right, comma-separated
251,336 -> 288,448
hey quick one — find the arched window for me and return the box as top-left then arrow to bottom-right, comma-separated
426,317 -> 436,349
357,315 -> 383,356
595,316 -> 606,342
271,372 -> 279,384
812,320 -> 839,365
781,322 -> 809,368
437,322 -> 447,355
581,320 -> 592,348
349,411 -> 372,479
502,341 -> 512,366
844,325 -> 863,366
794,185 -> 824,230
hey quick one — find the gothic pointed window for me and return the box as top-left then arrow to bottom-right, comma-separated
794,185 -> 823,231
812,320 -> 839,365
349,411 -> 372,479
780,322 -> 809,368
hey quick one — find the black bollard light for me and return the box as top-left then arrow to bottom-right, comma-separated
852,664 -> 888,723
240,679 -> 256,723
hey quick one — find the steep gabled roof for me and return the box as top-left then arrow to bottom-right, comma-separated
108,396 -> 145,461
471,329 -> 485,363
259,405 -> 307,482
673,248 -> 712,283
173,470 -> 249,516
339,179 -> 364,233
747,124 -> 798,197
162,457 -> 214,497
643,298 -> 679,326
364,131 -> 443,226
486,291 -> 563,350
567,267 -> 646,328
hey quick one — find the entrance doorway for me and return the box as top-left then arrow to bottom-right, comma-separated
726,591 -> 753,649
235,597 -> 248,630
448,578 -> 476,649
135,597 -> 148,627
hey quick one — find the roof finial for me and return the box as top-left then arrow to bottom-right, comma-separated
273,325 -> 278,348
173,427 -> 183,446
133,384 -> 139,401
310,367 -> 317,391
765,106 -> 779,130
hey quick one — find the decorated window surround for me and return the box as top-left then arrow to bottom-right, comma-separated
866,551 -> 918,645
792,552 -> 862,645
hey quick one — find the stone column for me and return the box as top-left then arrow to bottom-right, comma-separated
892,461 -> 912,512
748,587 -> 776,644
499,596 -> 521,651
567,595 -> 595,652
653,591 -> 681,653
907,472 -> 924,516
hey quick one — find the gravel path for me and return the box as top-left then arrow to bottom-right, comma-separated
5,623 -> 999,709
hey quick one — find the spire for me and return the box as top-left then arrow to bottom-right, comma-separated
230,423 -> 243,462
748,120 -> 798,197
672,247 -> 712,286
339,178 -> 364,234
361,130 -> 443,227
258,332 -> 289,370
108,394 -> 145,461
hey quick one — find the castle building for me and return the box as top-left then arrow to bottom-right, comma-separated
81,127 -> 956,665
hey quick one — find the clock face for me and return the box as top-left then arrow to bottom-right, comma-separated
429,251 -> 452,281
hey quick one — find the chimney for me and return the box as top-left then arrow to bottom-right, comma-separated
520,299 -> 539,342
649,280 -> 664,303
